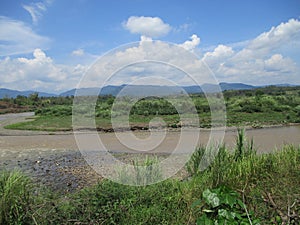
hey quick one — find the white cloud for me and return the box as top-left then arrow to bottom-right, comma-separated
23,0 -> 53,24
140,35 -> 153,42
203,45 -> 234,59
179,34 -> 200,51
264,54 -> 297,73
233,19 -> 300,62
2,18 -> 300,93
202,18 -> 300,85
77,38 -> 216,89
72,49 -> 85,56
0,49 -> 86,93
0,16 -> 50,56
249,18 -> 300,53
123,16 -> 171,38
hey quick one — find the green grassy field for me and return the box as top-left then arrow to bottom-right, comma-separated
1,132 -> 299,224
4,86 -> 300,131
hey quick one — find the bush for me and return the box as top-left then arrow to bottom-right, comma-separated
193,186 -> 260,224
35,105 -> 72,116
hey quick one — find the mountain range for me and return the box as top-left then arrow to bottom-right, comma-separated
0,83 -> 297,98
0,88 -> 57,99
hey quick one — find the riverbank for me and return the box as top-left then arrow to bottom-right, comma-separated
1,112 -> 300,223
1,144 -> 299,224
1,112 -> 300,193
2,111 -> 300,134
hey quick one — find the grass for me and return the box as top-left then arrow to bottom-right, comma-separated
5,115 -> 72,131
0,131 -> 299,224
116,155 -> 162,186
4,114 -> 182,131
4,106 -> 299,132
226,111 -> 297,127
4,110 -> 294,131
0,170 -> 32,225
3,86 -> 300,131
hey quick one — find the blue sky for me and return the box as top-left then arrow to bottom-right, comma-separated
0,0 -> 300,93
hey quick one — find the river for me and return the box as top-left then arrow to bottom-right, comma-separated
0,112 -> 300,158
0,112 -> 299,191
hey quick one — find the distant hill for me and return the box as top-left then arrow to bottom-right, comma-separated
1,83 -> 297,99
59,85 -> 125,97
0,88 -> 57,99
219,82 -> 255,91
60,85 -> 184,97
60,83 -> 257,97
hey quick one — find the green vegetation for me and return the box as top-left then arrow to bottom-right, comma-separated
3,86 -> 300,131
0,93 -> 73,114
0,171 -> 32,224
193,186 -> 260,224
5,116 -> 72,131
0,131 -> 299,224
116,155 -> 162,186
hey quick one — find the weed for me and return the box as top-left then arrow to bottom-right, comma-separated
193,186 -> 260,224
0,170 -> 32,225
186,146 -> 206,176
116,155 -> 162,186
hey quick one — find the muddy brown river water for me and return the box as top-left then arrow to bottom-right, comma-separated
0,112 -> 299,192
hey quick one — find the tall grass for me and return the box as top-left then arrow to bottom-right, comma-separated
0,131 -> 299,224
234,128 -> 255,160
0,170 -> 32,224
116,155 -> 162,186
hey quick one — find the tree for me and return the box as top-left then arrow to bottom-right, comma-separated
29,93 -> 39,105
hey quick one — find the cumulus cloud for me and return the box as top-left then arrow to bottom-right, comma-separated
202,18 -> 300,85
23,0 -> 53,24
0,16 -> 50,56
123,16 -> 171,38
77,38 -> 216,89
264,54 -> 297,73
233,19 -> 300,62
204,45 -> 234,59
179,34 -> 200,51
249,18 -> 300,53
0,49 -> 86,93
2,18 -> 300,93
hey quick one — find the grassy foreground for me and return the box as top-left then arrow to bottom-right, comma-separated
1,133 -> 299,224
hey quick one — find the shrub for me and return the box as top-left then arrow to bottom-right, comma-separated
193,186 -> 260,224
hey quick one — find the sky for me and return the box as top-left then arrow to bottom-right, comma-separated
0,0 -> 300,93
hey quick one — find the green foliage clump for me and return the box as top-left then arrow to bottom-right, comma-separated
35,105 -> 72,116
193,186 -> 260,224
0,171 -> 32,225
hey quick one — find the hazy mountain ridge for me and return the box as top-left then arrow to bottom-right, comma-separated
59,83 -> 256,97
0,88 -> 58,98
0,83 -> 297,98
